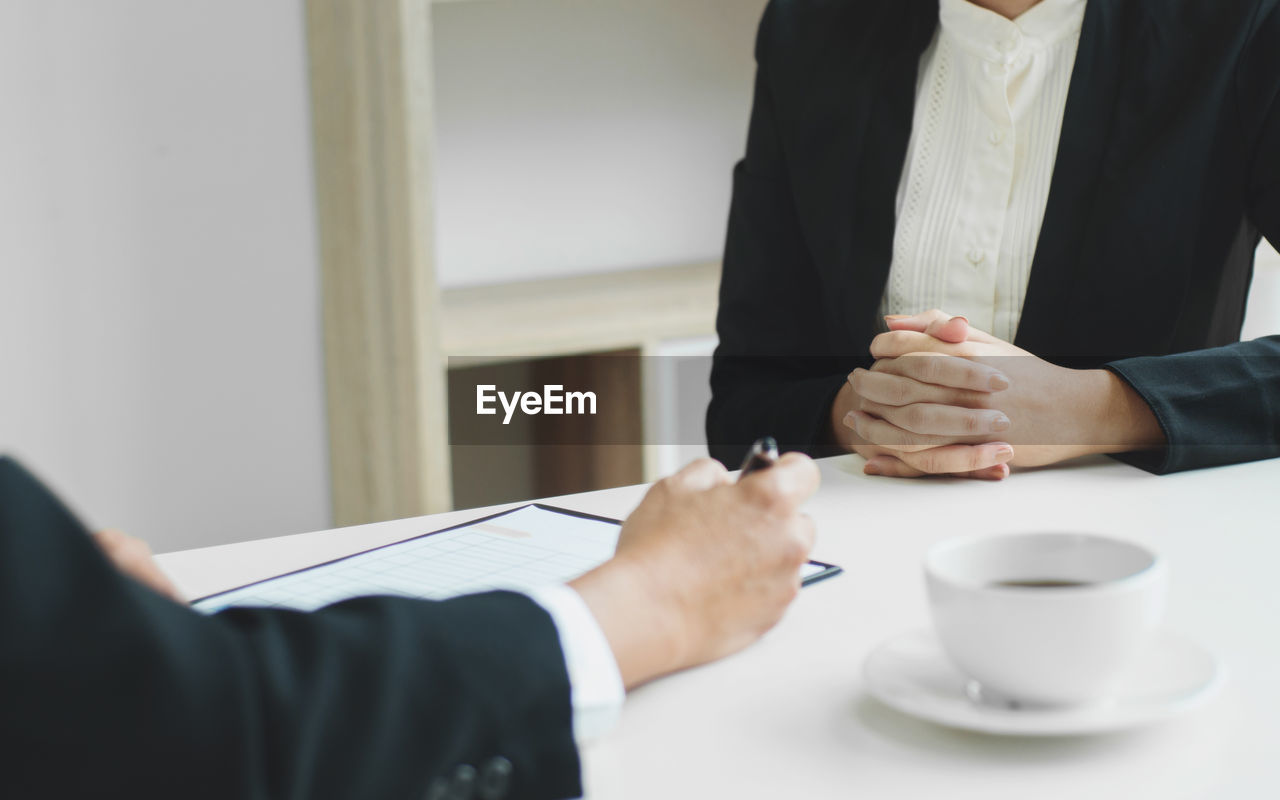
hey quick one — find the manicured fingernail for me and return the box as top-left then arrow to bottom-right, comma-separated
990,414 -> 1011,432
843,411 -> 858,428
885,314 -> 910,320
864,461 -> 882,476
950,315 -> 969,324
989,374 -> 1010,391
996,445 -> 1015,460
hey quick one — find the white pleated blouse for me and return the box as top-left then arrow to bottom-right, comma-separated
879,0 -> 1087,342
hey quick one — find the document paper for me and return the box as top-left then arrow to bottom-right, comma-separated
192,504 -> 833,614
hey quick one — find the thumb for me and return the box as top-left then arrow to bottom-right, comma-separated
739,451 -> 821,511
886,310 -> 970,343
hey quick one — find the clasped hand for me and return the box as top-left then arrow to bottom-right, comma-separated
832,310 -> 1138,479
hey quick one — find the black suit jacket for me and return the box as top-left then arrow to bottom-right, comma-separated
709,0 -> 1280,474
0,457 -> 581,800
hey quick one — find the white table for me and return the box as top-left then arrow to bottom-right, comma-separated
157,454 -> 1280,799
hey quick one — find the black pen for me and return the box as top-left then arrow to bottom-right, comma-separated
738,436 -> 779,480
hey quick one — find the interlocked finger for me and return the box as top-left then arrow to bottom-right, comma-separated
863,454 -> 1011,481
845,410 -> 957,452
893,442 -> 1015,475
871,353 -> 1009,393
870,330 -> 980,360
858,400 -> 1011,437
850,368 -> 995,409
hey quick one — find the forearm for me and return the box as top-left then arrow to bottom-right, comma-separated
569,556 -> 682,690
7,544 -> 580,800
214,593 -> 580,800
6,590 -> 581,800
1105,337 -> 1280,473
1074,369 -> 1166,456
840,358 -> 1162,469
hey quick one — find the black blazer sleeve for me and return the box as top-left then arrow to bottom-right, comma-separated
0,457 -> 581,800
1106,2 -> 1280,475
706,2 -> 852,467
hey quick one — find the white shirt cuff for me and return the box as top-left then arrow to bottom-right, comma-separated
524,584 -> 626,744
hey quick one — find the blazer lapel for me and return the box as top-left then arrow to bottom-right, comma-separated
1015,0 -> 1140,360
787,0 -> 938,355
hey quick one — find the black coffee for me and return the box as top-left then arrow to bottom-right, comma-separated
990,579 -> 1091,589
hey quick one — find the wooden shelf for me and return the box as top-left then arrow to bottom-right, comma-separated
438,261 -> 720,363
308,0 -> 730,522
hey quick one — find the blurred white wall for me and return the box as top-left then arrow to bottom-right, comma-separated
433,0 -> 768,287
0,0 -> 330,552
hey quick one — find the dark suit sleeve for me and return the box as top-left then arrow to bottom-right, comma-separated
1104,1 -> 1280,475
1105,339 -> 1280,473
0,458 -> 580,800
707,1 -> 851,467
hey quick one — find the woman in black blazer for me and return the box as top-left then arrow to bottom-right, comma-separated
708,0 -> 1280,477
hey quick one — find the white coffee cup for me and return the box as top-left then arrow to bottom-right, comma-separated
924,533 -> 1167,708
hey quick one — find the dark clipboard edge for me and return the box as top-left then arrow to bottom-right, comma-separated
801,562 -> 843,587
536,503 -> 842,588
190,502 -> 842,606
191,503 -> 545,606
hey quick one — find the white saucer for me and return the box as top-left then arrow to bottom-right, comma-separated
863,628 -> 1225,736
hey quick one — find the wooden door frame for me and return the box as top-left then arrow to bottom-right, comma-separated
304,0 -> 451,526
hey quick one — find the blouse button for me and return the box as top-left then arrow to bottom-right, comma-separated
967,249 -> 986,266
988,129 -> 1006,146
